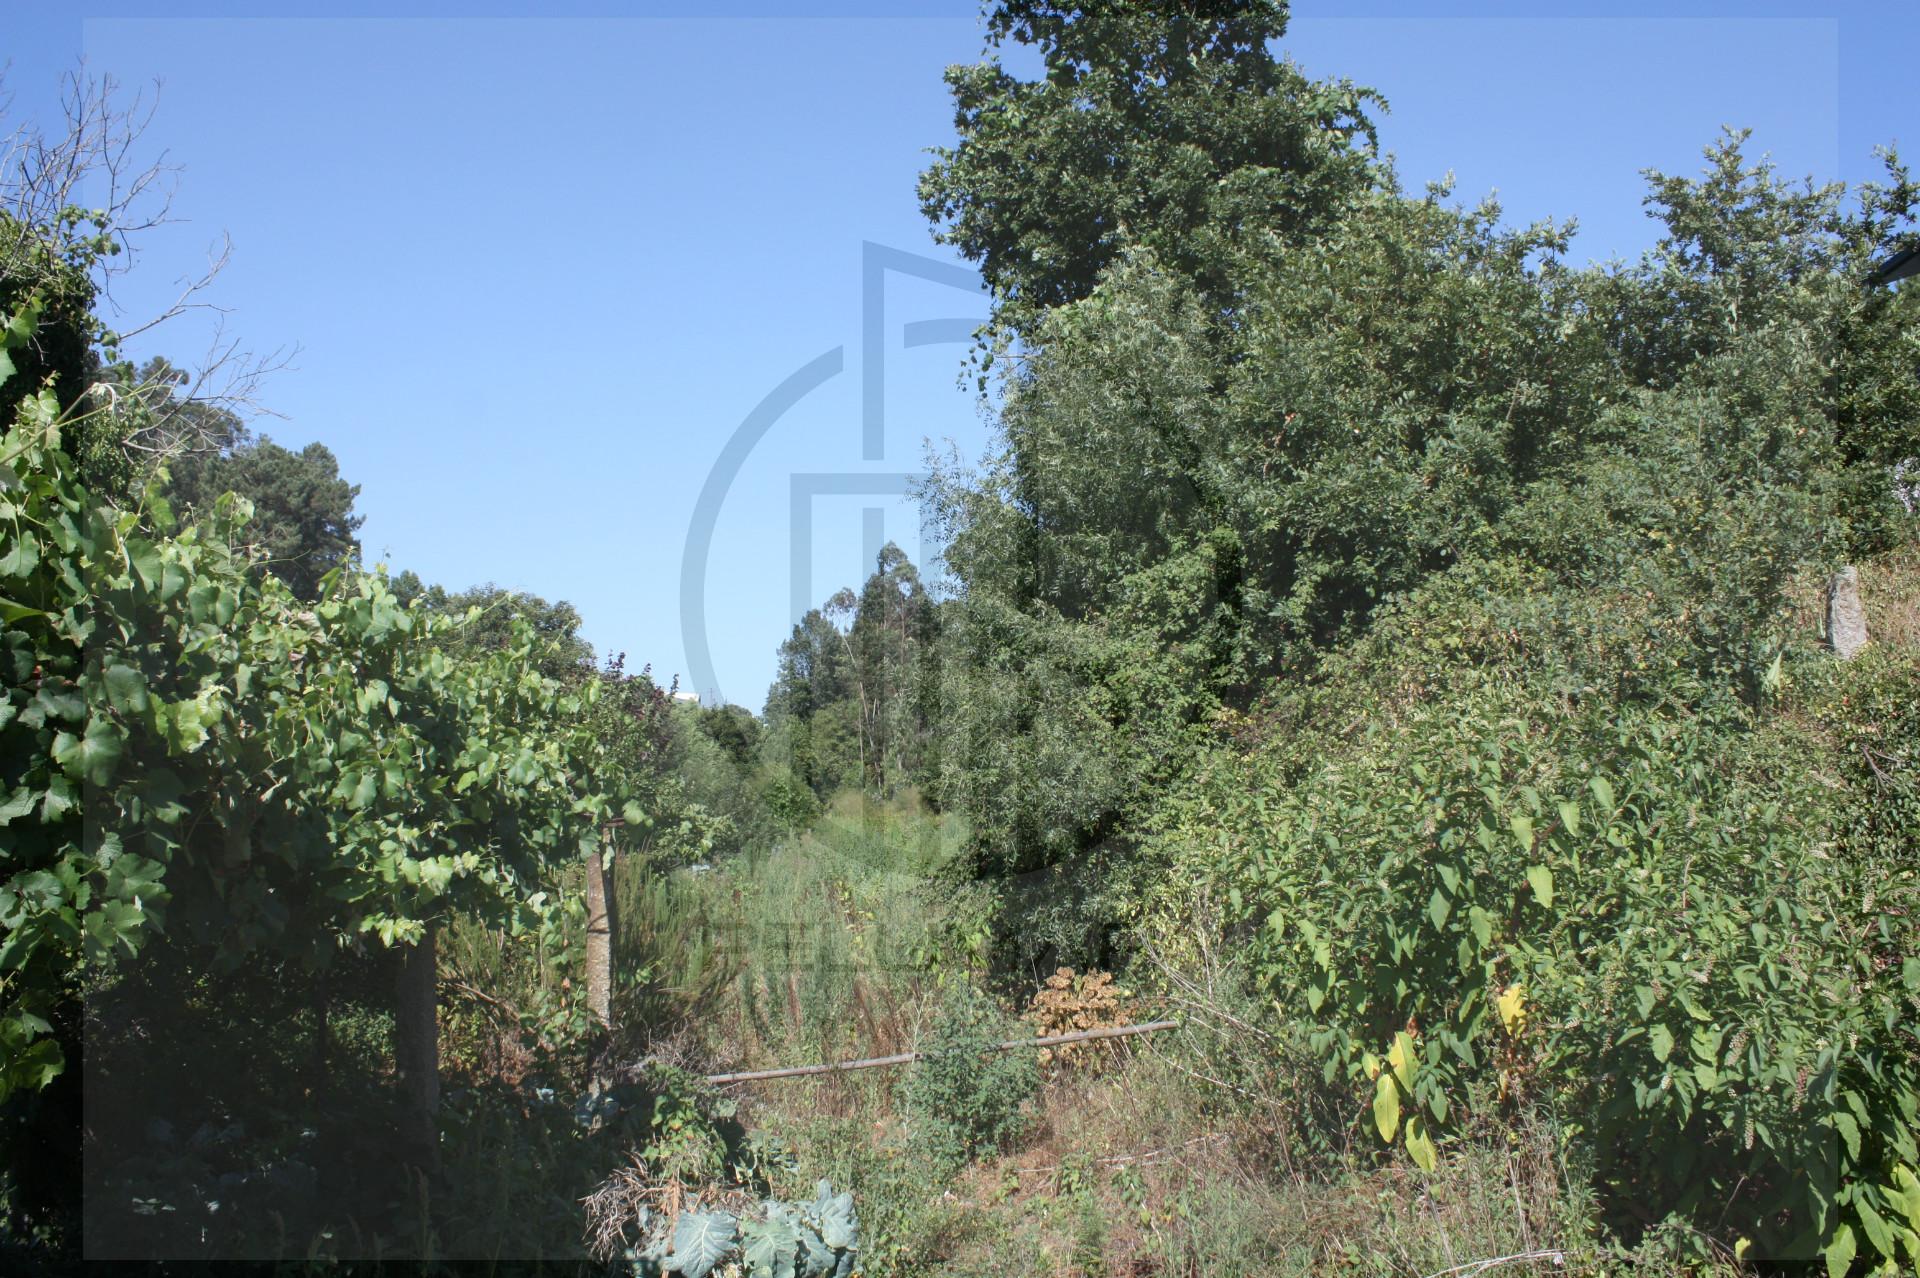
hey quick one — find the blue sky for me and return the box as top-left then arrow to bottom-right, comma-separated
8,1 -> 1915,706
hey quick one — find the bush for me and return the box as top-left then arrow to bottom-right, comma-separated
904,982 -> 1037,1174
1136,585 -> 1920,1270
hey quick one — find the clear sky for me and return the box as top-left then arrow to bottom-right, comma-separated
7,1 -> 1915,707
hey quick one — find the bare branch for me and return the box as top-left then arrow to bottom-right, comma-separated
3,65 -> 293,457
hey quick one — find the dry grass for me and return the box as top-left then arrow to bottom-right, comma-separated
1858,537 -> 1920,652
1783,536 -> 1920,655
871,1041 -> 1627,1278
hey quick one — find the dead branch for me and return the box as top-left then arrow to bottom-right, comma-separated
694,1019 -> 1178,1087
3,66 -> 291,442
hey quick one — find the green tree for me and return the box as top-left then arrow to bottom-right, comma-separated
920,3 -> 1918,935
919,0 -> 1381,343
695,702 -> 762,772
164,410 -> 363,601
394,575 -> 595,679
760,545 -> 940,801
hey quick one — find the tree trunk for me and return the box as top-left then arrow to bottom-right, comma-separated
584,834 -> 615,1034
310,967 -> 330,1102
393,924 -> 439,1168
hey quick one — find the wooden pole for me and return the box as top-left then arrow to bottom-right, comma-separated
393,923 -> 440,1169
584,827 -> 615,1032
698,1019 -> 1178,1086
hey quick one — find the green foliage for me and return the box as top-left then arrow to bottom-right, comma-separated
158,383 -> 363,601
920,0 -> 1380,343
624,793 -> 958,1067
1136,578 -> 1920,1266
698,702 -> 764,772
0,232 -> 655,1109
663,697 -> 770,861
0,211 -> 125,497
762,543 -> 940,803
914,22 -> 1919,1266
621,1180 -> 859,1278
905,981 -> 1037,1174
395,575 -> 595,678
920,29 -> 1918,917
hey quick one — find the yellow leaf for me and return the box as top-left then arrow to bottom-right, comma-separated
1388,1030 -> 1417,1092
1405,1115 -> 1437,1172
1373,1071 -> 1400,1144
1497,983 -> 1528,1035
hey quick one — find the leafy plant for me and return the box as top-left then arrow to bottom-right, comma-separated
905,981 -> 1037,1174
1138,590 -> 1920,1269
619,1180 -> 859,1278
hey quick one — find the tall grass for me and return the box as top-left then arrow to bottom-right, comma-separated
612,791 -> 961,1072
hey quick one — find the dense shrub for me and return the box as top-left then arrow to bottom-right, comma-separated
1136,572 -> 1920,1268
905,981 -> 1037,1174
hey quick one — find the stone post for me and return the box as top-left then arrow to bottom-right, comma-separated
1828,565 -> 1869,660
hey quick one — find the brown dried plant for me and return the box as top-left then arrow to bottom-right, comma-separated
1027,967 -> 1133,1067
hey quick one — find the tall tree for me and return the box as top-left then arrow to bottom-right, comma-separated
761,545 -> 938,800
919,0 -> 1381,343
164,400 -> 364,601
394,576 -> 595,679
918,1 -> 1920,963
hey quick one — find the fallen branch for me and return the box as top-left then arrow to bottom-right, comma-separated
695,1020 -> 1178,1086
444,978 -> 520,1022
1416,1250 -> 1567,1278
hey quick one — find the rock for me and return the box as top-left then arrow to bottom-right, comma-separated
1828,566 -> 1869,660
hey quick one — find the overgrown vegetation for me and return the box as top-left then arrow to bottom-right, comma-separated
3,3 -> 1918,1274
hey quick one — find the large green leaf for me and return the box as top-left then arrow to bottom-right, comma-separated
51,717 -> 125,787
1525,864 -> 1553,910
1387,1031 -> 1417,1093
1824,1222 -> 1855,1278
741,1210 -> 800,1278
102,661 -> 149,714
1509,813 -> 1534,852
664,1210 -> 736,1278
1857,1198 -> 1895,1260
1404,1114 -> 1437,1172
